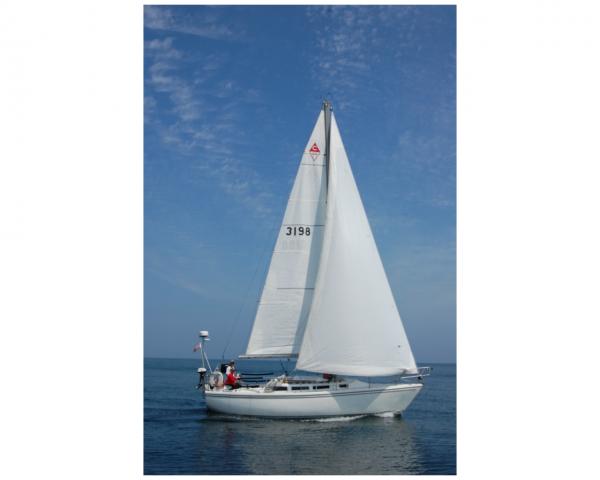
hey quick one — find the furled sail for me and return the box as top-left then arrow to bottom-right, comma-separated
244,112 -> 327,357
296,114 -> 418,376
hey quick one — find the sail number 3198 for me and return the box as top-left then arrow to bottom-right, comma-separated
285,226 -> 311,236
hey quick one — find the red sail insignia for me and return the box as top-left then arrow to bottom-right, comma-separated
309,143 -> 320,153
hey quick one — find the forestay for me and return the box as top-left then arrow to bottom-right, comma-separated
244,112 -> 327,357
296,114 -> 418,377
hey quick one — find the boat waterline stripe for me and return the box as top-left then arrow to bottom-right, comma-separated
205,385 -> 421,400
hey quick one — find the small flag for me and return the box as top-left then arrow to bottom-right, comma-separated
193,342 -> 202,352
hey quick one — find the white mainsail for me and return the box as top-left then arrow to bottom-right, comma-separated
244,112 -> 327,357
295,113 -> 418,377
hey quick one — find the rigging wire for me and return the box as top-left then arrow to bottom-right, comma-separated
279,359 -> 289,376
220,215 -> 281,361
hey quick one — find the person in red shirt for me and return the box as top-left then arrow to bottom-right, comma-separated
224,361 -> 240,389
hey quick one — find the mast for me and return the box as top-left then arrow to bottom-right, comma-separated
323,99 -> 332,197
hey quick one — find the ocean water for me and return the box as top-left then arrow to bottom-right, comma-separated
144,358 -> 456,475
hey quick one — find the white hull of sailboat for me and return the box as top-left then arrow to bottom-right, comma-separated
204,383 -> 422,418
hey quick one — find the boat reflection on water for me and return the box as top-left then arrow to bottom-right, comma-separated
195,411 -> 424,475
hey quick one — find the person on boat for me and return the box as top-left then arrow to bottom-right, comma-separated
224,361 -> 240,389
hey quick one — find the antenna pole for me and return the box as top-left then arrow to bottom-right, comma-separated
323,99 -> 332,195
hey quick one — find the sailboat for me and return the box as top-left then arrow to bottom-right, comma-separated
196,100 -> 430,418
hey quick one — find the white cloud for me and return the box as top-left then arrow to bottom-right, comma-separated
306,6 -> 421,112
144,6 -> 235,40
144,33 -> 274,218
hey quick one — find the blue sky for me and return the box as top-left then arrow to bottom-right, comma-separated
144,5 -> 456,363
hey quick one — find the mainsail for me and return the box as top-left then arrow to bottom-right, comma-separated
295,113 -> 418,377
244,112 -> 327,357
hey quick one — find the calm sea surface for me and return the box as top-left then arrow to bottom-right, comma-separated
144,358 -> 456,475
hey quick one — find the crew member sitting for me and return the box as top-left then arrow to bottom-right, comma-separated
224,361 -> 241,389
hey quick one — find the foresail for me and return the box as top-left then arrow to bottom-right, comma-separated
296,114 -> 418,376
244,112 -> 327,357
